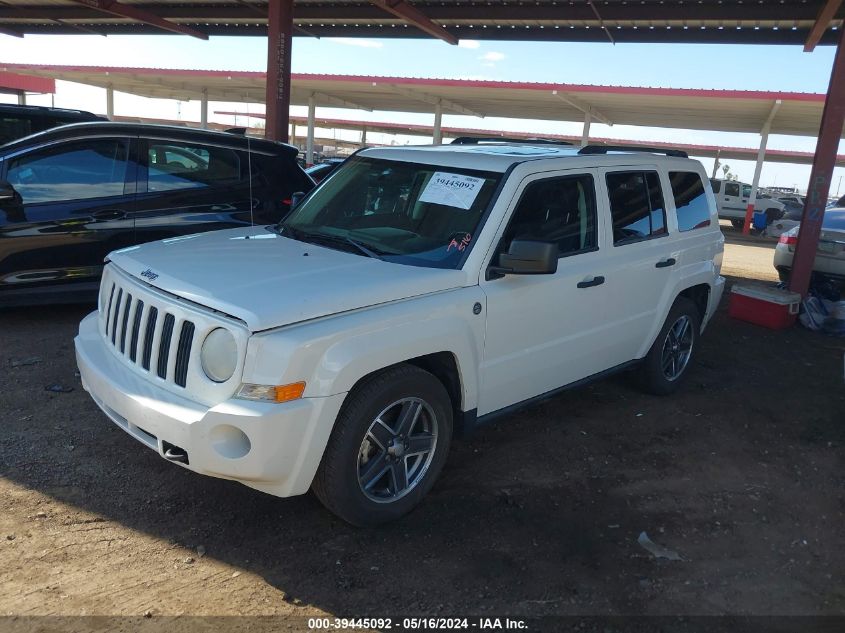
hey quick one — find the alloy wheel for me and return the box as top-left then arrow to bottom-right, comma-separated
357,397 -> 438,503
661,315 -> 694,381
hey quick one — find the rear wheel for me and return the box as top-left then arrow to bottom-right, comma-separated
637,298 -> 700,396
765,208 -> 784,223
312,364 -> 453,526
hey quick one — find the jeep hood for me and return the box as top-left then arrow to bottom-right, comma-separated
108,227 -> 468,331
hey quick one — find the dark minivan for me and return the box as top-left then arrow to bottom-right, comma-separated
0,122 -> 313,306
0,104 -> 106,145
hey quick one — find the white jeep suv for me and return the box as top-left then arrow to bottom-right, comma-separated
75,141 -> 725,526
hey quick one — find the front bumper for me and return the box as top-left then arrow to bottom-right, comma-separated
75,311 -> 346,497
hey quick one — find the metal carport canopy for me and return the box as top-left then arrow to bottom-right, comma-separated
230,113 -> 845,166
0,63 -> 832,137
0,1 -> 843,44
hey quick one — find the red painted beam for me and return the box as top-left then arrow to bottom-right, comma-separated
789,26 -> 845,297
68,0 -> 208,39
265,0 -> 293,143
0,71 -> 54,93
804,0 -> 843,52
371,0 -> 457,45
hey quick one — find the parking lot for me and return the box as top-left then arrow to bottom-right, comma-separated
1,233 -> 843,621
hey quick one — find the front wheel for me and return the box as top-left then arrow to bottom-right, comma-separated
730,219 -> 744,230
637,298 -> 701,396
312,364 -> 453,526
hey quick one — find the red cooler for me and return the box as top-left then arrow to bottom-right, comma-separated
728,284 -> 801,330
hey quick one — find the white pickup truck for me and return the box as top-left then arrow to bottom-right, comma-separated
75,141 -> 725,526
709,178 -> 785,229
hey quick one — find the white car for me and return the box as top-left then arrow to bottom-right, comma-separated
75,141 -> 725,525
710,178 -> 785,229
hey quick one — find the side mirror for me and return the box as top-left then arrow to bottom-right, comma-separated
0,180 -> 18,202
291,191 -> 306,208
488,240 -> 558,278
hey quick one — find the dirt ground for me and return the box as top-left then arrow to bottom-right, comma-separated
1,232 -> 844,627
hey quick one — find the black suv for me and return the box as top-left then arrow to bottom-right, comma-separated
0,122 -> 313,306
0,104 -> 106,145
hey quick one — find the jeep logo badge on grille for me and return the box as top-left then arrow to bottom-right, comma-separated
140,269 -> 159,281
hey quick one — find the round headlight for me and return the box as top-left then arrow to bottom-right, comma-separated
200,328 -> 238,383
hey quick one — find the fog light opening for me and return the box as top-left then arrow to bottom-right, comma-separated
209,424 -> 251,459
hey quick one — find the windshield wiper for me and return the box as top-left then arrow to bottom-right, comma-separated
276,223 -> 302,240
281,227 -> 384,260
340,236 -> 384,260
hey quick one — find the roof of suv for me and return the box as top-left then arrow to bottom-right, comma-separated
359,143 -> 699,173
0,103 -> 104,119
0,121 -> 298,156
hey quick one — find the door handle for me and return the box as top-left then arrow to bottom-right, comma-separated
577,275 -> 605,289
655,258 -> 676,268
92,209 -> 126,220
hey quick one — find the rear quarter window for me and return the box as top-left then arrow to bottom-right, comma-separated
0,117 -> 32,145
669,171 -> 712,232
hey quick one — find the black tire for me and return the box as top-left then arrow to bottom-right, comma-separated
637,297 -> 701,396
765,208 -> 784,223
312,364 -> 453,527
730,219 -> 744,230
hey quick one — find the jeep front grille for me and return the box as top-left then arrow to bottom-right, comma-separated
101,280 -> 195,388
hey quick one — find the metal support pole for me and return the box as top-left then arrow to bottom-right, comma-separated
17,91 -> 25,105
306,93 -> 316,165
711,150 -> 721,179
200,88 -> 208,129
361,126 -> 367,145
743,100 -> 781,235
265,0 -> 293,142
106,85 -> 114,119
581,111 -> 591,147
790,28 -> 845,297
290,123 -> 296,147
433,100 -> 443,145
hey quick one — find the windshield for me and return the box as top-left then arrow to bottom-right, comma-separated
277,156 -> 503,269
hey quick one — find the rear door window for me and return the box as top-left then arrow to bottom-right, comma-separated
145,141 -> 241,192
669,171 -> 712,232
725,182 -> 740,198
606,171 -> 667,245
6,138 -> 130,203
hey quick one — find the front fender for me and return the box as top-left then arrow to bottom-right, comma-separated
242,286 -> 486,411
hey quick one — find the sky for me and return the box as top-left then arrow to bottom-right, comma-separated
1,33 -> 844,194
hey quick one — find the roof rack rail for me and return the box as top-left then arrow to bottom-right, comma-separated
451,136 -> 573,146
224,127 -> 247,135
578,144 -> 688,158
